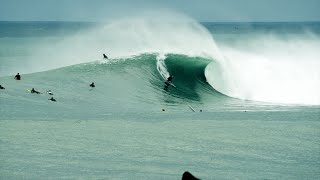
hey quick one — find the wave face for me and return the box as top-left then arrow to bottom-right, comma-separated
1,54 -> 225,119
1,16 -> 320,119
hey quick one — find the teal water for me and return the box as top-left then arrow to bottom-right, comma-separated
0,19 -> 320,179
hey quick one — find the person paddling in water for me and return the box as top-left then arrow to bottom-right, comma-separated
90,82 -> 95,88
0,85 -> 5,89
47,90 -> 53,95
31,88 -> 41,94
48,97 -> 56,102
14,73 -> 21,80
103,54 -> 108,59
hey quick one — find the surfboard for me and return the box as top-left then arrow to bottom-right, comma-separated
164,81 -> 176,88
170,83 -> 176,88
188,104 -> 195,112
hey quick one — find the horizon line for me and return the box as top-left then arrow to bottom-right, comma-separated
0,20 -> 319,23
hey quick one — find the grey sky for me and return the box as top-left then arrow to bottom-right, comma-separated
0,0 -> 319,22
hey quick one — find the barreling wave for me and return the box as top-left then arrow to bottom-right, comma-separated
1,11 -> 319,107
69,53 -> 218,103
0,53 -> 226,119
0,51 -> 319,120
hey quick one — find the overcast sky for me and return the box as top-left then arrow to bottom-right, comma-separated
0,0 -> 319,22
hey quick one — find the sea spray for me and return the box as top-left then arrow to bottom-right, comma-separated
205,33 -> 320,105
28,11 -> 221,74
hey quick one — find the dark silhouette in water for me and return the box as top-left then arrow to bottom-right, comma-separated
30,88 -> 41,94
14,73 -> 21,80
0,85 -> 5,89
164,76 -> 173,91
103,54 -> 108,59
48,97 -> 56,102
182,171 -> 200,180
90,82 -> 95,88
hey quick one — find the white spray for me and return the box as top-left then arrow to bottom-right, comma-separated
28,10 -> 221,73
205,33 -> 320,105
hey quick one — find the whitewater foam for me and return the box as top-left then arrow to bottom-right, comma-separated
205,33 -> 320,105
156,54 -> 170,80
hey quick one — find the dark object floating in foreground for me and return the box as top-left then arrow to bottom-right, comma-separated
182,171 -> 200,180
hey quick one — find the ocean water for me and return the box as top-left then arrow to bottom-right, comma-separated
0,16 -> 320,179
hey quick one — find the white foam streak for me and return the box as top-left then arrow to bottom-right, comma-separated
156,54 -> 169,80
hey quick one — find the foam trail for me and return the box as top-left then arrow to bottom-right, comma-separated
156,54 -> 170,80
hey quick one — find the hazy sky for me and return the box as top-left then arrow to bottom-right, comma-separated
0,0 -> 319,22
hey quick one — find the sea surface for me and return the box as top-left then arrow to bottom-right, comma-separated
0,16 -> 319,179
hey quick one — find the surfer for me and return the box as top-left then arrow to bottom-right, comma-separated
48,97 -> 56,102
14,73 -> 21,80
164,76 -> 173,91
47,90 -> 53,95
103,54 -> 108,59
0,85 -> 5,89
167,76 -> 173,82
30,88 -> 41,94
90,82 -> 95,88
